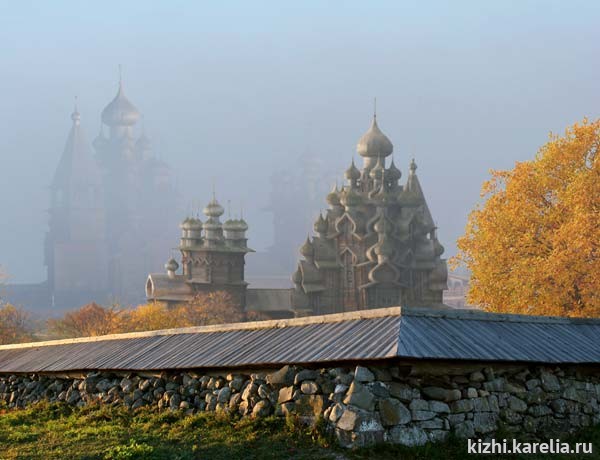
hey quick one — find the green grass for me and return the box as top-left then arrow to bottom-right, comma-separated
0,402 -> 599,459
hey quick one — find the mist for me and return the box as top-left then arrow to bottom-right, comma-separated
1,0 -> 599,286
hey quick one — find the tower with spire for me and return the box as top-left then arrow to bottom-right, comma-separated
45,103 -> 108,304
291,111 -> 448,315
46,72 -> 179,308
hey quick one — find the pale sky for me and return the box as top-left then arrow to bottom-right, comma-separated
1,0 -> 599,282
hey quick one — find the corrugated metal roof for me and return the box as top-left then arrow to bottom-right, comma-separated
1,307 -> 600,374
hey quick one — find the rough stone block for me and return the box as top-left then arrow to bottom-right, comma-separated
278,386 -> 294,404
450,399 -> 473,413
389,382 -> 420,402
387,425 -> 428,446
454,420 -> 475,438
412,410 -> 436,421
267,365 -> 295,386
540,371 -> 561,392
528,404 -> 553,417
469,371 -> 485,383
473,412 -> 498,433
354,366 -> 375,383
429,400 -> 450,414
295,394 -> 324,417
294,369 -> 319,385
379,398 -> 410,426
252,400 -> 271,417
300,381 -> 319,395
343,381 -> 375,411
507,396 -> 527,413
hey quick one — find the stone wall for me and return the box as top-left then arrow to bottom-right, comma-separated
1,361 -> 599,448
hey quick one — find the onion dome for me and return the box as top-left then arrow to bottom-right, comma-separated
369,158 -> 385,179
300,237 -> 314,258
291,266 -> 302,284
188,217 -> 203,230
313,213 -> 328,234
203,197 -> 224,218
235,218 -> 249,231
180,217 -> 194,229
374,234 -> 395,257
432,232 -> 444,257
202,218 -> 221,231
340,188 -> 362,208
344,159 -> 361,182
164,257 -> 179,272
223,219 -> 237,232
326,185 -> 341,206
357,115 -> 393,158
101,80 -> 140,127
374,215 -> 385,234
387,159 -> 401,182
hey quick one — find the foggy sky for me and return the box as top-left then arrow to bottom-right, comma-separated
1,0 -> 599,283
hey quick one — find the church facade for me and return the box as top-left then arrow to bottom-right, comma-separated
291,114 -> 448,316
45,78 -> 178,307
145,195 -> 253,309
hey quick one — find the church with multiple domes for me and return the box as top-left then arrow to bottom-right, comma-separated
146,111 -> 448,317
291,114 -> 448,315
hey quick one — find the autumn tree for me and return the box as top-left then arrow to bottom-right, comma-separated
452,118 -> 599,317
47,303 -> 122,338
0,303 -> 33,344
122,302 -> 181,332
178,291 -> 245,326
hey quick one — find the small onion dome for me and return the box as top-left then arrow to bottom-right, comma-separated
223,219 -> 237,231
357,116 -> 393,158
291,266 -> 302,284
344,160 -> 360,182
340,188 -> 362,207
101,82 -> 141,127
235,218 -> 249,231
433,238 -> 444,257
164,257 -> 179,272
300,237 -> 313,257
203,198 -> 224,218
375,235 -> 395,257
387,160 -> 401,181
326,185 -> 341,206
202,218 -> 222,230
188,217 -> 203,230
180,217 -> 194,229
369,158 -> 385,179
374,215 -> 385,234
313,214 -> 328,234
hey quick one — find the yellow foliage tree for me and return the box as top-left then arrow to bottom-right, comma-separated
47,303 -> 122,338
0,303 -> 32,344
123,302 -> 182,332
452,119 -> 600,317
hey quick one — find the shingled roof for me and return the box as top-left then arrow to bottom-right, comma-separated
1,307 -> 600,374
